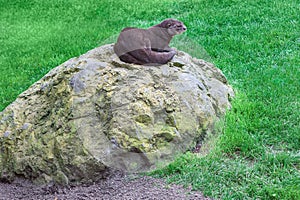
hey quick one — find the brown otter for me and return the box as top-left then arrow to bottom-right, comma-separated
114,19 -> 187,65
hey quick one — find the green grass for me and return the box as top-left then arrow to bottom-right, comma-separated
153,152 -> 300,199
1,0 -> 299,199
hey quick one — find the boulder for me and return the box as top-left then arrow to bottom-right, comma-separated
0,44 -> 234,184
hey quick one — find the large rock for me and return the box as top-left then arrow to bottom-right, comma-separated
0,44 -> 234,184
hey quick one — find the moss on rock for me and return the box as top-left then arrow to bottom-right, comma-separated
0,44 -> 234,184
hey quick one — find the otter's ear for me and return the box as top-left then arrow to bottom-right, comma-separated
167,23 -> 171,28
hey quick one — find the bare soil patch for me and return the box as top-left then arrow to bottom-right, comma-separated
0,172 -> 212,200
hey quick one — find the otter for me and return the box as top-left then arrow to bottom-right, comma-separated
114,19 -> 187,65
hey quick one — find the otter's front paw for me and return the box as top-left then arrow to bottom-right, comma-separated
169,50 -> 176,58
170,49 -> 177,56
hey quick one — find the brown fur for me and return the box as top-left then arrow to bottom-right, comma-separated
114,19 -> 187,65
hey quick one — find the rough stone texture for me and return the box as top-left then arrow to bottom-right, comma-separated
0,44 -> 234,184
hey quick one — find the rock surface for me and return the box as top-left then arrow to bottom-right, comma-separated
0,44 -> 234,184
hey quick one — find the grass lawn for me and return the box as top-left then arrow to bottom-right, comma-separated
1,0 -> 299,199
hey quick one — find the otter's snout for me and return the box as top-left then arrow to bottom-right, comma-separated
176,24 -> 187,34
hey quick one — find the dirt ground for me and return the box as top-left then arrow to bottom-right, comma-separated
0,172 -> 212,200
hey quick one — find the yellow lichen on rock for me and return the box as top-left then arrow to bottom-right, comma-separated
0,44 -> 234,184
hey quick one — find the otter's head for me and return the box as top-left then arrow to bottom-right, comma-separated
160,19 -> 187,36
